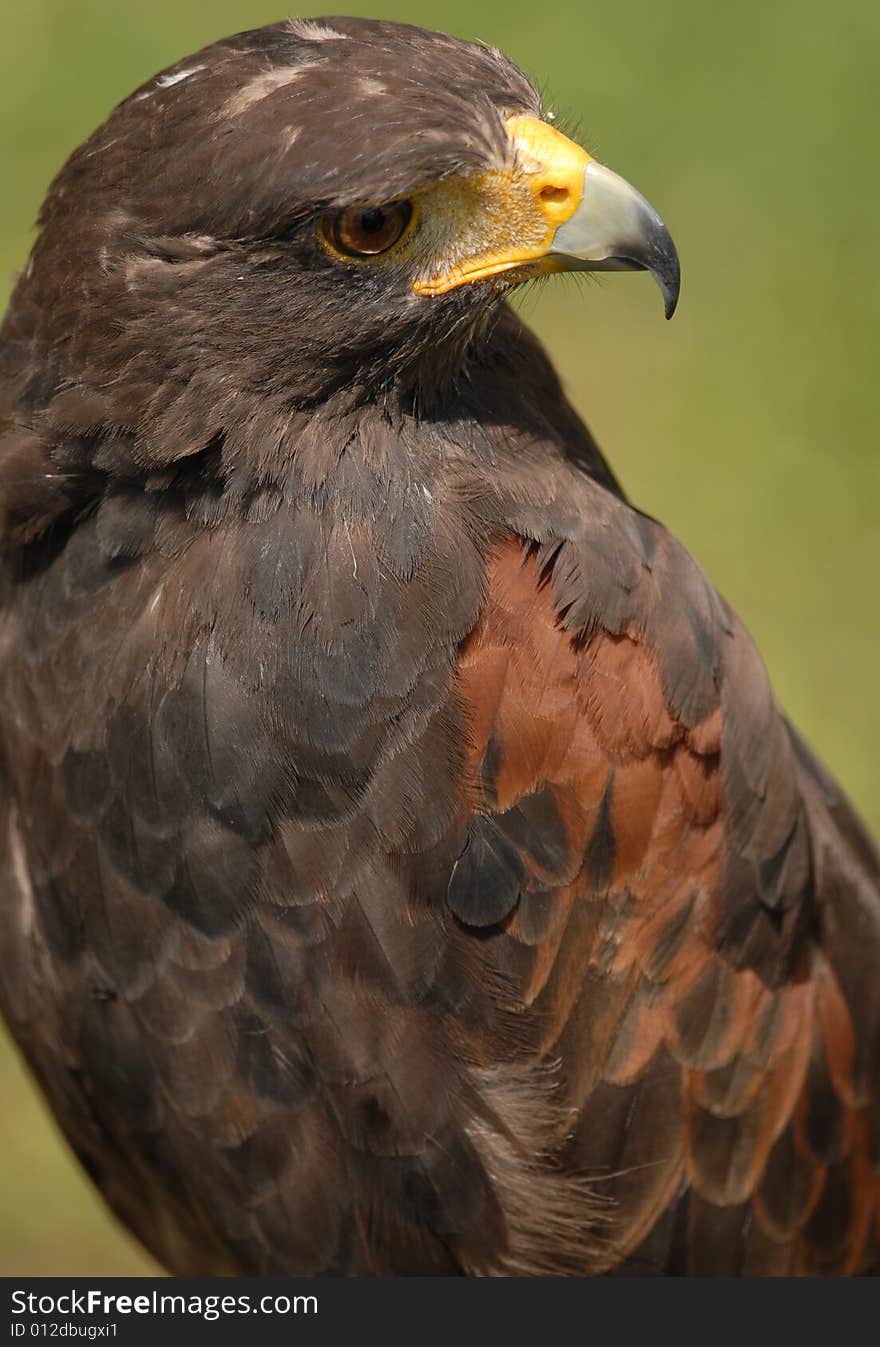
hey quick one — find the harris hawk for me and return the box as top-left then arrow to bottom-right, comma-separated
1,16 -> 878,1278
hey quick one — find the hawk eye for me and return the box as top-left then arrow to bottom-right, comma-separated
322,201 -> 413,257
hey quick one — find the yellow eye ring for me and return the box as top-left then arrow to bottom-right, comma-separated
320,200 -> 415,260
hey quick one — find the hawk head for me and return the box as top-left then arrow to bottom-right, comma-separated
7,18 -> 678,460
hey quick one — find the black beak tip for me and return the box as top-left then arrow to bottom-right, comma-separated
618,215 -> 681,320
637,205 -> 681,320
656,244 -> 681,321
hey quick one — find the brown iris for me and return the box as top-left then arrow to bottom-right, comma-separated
322,201 -> 413,257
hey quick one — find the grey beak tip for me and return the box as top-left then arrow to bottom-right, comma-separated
649,227 -> 681,321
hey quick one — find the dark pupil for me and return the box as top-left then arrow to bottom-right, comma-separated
360,208 -> 387,234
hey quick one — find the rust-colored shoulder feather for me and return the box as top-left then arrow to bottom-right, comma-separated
453,529 -> 880,1274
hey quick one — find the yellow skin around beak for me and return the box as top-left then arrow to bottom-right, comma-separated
501,115 -> 594,233
414,115 -> 681,318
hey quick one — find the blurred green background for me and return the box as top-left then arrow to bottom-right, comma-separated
1,0 -> 878,1276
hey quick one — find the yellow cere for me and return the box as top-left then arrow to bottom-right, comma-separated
412,116 -> 592,296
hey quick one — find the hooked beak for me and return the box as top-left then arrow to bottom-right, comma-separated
414,115 -> 680,319
550,158 -> 681,319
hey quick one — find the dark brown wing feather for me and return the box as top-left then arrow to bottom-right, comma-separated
0,324 -> 616,1275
